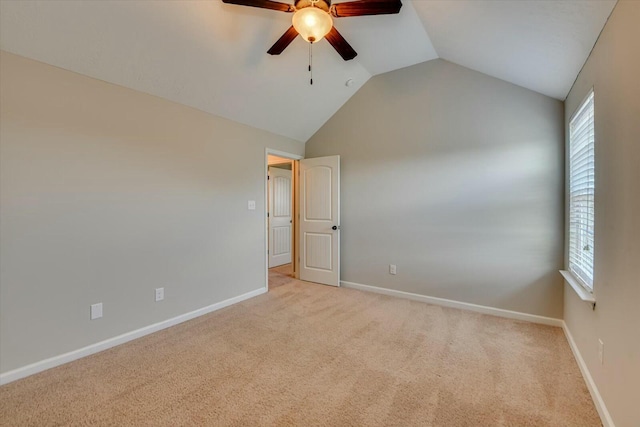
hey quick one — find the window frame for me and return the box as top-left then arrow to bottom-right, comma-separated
567,89 -> 596,293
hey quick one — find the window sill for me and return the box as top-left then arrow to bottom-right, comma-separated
560,270 -> 596,306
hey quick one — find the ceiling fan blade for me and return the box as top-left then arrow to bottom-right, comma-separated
330,0 -> 402,18
222,0 -> 295,13
267,26 -> 299,55
325,27 -> 357,61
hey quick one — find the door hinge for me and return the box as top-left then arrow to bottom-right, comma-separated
267,212 -> 269,217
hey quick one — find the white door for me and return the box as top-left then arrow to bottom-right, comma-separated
268,166 -> 292,268
299,156 -> 340,286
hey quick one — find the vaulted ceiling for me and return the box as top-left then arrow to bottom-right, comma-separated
0,0 -> 616,142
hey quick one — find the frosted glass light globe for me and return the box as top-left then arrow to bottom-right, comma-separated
292,7 -> 333,43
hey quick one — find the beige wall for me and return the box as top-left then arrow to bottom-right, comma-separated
0,52 -> 304,373
306,59 -> 565,318
563,2 -> 640,426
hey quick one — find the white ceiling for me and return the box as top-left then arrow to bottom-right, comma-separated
0,0 -> 616,142
412,0 -> 617,100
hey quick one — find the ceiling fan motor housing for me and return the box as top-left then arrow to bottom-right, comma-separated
295,0 -> 331,13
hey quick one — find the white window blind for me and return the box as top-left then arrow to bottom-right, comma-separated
568,91 -> 595,290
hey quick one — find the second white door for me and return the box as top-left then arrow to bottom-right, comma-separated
268,166 -> 292,268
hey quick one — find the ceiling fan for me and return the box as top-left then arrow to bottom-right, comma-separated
221,0 -> 403,61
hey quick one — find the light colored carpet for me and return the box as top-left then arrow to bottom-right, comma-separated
269,263 -> 294,289
0,279 -> 600,426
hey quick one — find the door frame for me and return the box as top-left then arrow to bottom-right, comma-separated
265,148 -> 303,290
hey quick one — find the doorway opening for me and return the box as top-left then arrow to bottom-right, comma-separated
265,149 -> 302,291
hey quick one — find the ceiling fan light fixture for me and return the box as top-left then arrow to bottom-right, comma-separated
292,7 -> 333,43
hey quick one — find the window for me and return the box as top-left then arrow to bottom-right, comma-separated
568,90 -> 595,290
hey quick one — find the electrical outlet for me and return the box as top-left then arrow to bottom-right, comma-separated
248,200 -> 256,210
90,303 -> 103,320
598,339 -> 604,365
389,264 -> 397,275
155,287 -> 165,302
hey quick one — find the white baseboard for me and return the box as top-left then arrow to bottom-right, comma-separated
340,281 -> 563,327
562,322 -> 615,427
0,287 -> 267,385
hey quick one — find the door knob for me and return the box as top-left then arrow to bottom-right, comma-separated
332,225 -> 339,230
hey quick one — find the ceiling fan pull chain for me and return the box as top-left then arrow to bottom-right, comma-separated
309,42 -> 313,85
